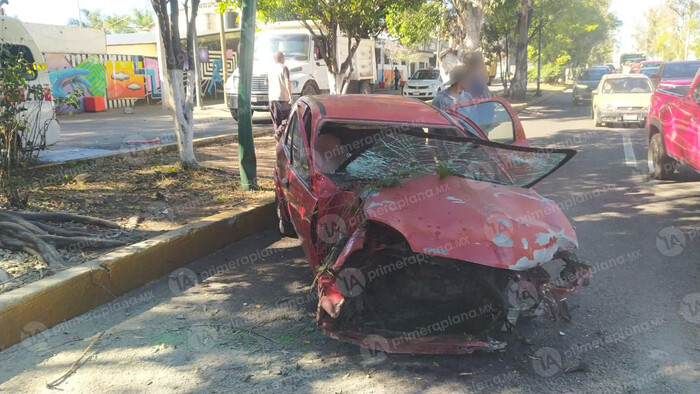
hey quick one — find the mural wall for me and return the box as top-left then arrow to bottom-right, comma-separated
45,50 -> 235,112
45,53 -> 161,111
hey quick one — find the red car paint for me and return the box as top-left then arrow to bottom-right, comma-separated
648,68 -> 700,175
651,61 -> 700,89
275,94 -> 590,354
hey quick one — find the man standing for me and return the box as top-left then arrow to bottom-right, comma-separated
393,67 -> 401,90
431,65 -> 473,111
268,51 -> 293,140
464,52 -> 493,99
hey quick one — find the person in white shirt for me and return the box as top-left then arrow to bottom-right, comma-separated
268,51 -> 293,139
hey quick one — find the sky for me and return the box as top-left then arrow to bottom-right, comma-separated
6,0 -> 664,61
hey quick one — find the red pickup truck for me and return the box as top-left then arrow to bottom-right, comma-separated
647,69 -> 700,179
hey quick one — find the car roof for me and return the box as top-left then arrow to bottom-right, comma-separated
662,60 -> 700,65
302,95 -> 454,126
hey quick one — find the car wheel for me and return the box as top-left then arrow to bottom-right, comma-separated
301,81 -> 319,96
230,108 -> 238,122
648,133 -> 675,180
359,81 -> 372,95
593,108 -> 602,127
276,196 -> 297,237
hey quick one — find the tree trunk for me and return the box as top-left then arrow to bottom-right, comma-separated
168,69 -> 198,169
438,0 -> 485,75
508,0 -> 532,100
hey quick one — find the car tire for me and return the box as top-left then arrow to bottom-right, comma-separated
301,81 -> 319,96
593,108 -> 602,127
648,133 -> 675,180
359,81 -> 372,95
276,197 -> 297,237
230,108 -> 254,122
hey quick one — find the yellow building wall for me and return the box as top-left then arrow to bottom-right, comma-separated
107,44 -> 158,58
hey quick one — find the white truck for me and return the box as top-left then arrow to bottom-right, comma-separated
225,21 -> 377,121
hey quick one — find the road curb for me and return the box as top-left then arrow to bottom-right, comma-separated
32,128 -> 272,170
0,198 -> 276,350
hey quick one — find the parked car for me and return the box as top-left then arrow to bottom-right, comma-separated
604,63 -> 617,73
647,68 -> 700,179
650,60 -> 700,89
402,68 -> 443,100
573,67 -> 611,104
0,16 -> 60,150
275,94 -> 590,354
591,74 -> 653,127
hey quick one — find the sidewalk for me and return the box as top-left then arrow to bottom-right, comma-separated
43,104 -> 272,163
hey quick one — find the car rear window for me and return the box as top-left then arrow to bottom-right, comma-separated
578,69 -> 609,80
316,123 -> 575,189
601,78 -> 652,93
0,43 -> 37,81
661,62 -> 700,79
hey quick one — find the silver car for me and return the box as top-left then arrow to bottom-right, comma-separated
402,68 -> 442,100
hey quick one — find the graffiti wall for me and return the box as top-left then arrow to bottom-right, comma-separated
45,53 -> 161,111
44,49 -> 234,112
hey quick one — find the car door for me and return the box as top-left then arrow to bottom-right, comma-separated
281,106 -> 319,250
445,97 -> 528,146
670,81 -> 700,169
312,39 -> 329,91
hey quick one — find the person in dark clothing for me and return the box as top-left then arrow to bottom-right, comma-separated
394,67 -> 401,90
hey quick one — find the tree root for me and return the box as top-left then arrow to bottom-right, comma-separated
0,211 -> 128,268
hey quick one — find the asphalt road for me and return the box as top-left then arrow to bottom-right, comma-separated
1,90 -> 698,392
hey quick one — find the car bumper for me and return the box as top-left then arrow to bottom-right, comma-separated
573,89 -> 593,100
599,110 -> 647,123
227,92 -> 302,112
402,89 -> 437,100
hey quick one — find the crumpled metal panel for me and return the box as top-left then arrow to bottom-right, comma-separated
363,173 -> 578,270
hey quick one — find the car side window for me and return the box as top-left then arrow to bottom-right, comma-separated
456,101 -> 515,144
289,112 -> 310,183
694,83 -> 700,105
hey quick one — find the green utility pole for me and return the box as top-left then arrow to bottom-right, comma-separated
237,0 -> 257,190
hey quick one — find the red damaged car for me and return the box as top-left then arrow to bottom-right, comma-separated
275,95 -> 591,354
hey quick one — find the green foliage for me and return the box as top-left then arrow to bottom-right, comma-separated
386,1 -> 445,49
0,46 -> 46,207
67,8 -> 154,33
635,1 -> 700,60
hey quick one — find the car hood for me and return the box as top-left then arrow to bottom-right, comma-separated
406,79 -> 440,87
576,80 -> 601,88
362,173 -> 578,271
597,93 -> 652,108
659,77 -> 695,87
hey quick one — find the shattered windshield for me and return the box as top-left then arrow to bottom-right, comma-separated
317,122 -> 574,189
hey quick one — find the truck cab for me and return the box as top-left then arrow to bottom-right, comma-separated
647,68 -> 700,179
225,22 -> 376,121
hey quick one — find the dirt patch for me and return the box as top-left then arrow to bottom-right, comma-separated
0,135 -> 277,293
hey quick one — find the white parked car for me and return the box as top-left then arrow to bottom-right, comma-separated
402,68 -> 443,100
0,16 -> 60,150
